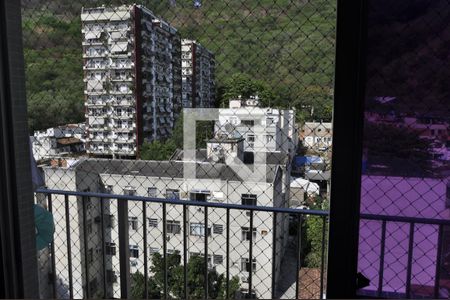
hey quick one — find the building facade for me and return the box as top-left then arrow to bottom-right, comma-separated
31,123 -> 86,161
300,121 -> 333,152
38,157 -> 288,299
216,97 -> 298,156
181,39 -> 215,108
82,5 -> 182,157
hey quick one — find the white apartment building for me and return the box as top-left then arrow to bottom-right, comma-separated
181,39 -> 215,108
82,5 -> 182,157
216,96 -> 298,156
300,121 -> 333,151
31,123 -> 85,161
38,152 -> 289,299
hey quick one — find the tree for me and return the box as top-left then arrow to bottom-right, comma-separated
131,252 -> 240,299
140,140 -> 176,161
131,272 -> 161,299
218,73 -> 278,108
304,197 -> 328,268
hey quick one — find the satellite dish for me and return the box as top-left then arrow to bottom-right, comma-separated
34,204 -> 55,251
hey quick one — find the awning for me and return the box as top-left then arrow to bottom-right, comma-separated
290,177 -> 320,195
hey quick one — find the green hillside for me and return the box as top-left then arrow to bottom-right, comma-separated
22,0 -> 336,132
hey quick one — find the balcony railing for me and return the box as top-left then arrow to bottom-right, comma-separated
35,189 -> 329,300
34,189 -> 450,299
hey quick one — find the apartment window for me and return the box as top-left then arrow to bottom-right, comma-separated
241,120 -> 254,126
129,216 -> 138,230
106,270 -> 117,284
88,248 -> 94,263
130,260 -> 138,267
247,134 -> 255,142
86,219 -> 93,235
266,135 -> 274,143
213,224 -> 224,234
149,247 -> 159,255
241,227 -> 257,241
165,189 -> 180,200
166,220 -> 181,234
105,242 -> 116,256
105,214 -> 115,228
241,258 -> 257,273
190,223 -> 211,236
213,254 -> 223,265
130,245 -> 139,258
241,194 -> 257,206
89,278 -> 98,296
148,218 -> 158,228
148,187 -> 157,197
123,188 -> 135,196
190,191 -> 210,202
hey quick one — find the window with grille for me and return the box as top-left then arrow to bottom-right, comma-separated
241,194 -> 257,206
166,220 -> 181,234
213,224 -> 223,234
88,248 -> 94,263
190,223 -> 211,236
129,245 -> 139,258
165,189 -> 180,200
240,258 -> 256,273
241,227 -> 257,241
148,218 -> 158,228
213,254 -> 223,265
105,242 -> 116,256
128,216 -> 138,230
148,187 -> 157,197
149,247 -> 159,255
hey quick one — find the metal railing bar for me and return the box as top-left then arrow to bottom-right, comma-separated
47,194 -> 57,299
64,195 -> 74,299
248,209 -> 254,296
82,195 -> 90,299
226,207 -> 230,299
100,198 -> 107,299
320,216 -> 327,299
271,212 -> 277,299
377,220 -> 387,297
36,188 -> 329,216
118,198 -> 130,299
142,202 -> 148,299
295,214 -> 302,299
405,222 -> 415,298
162,203 -> 168,299
360,213 -> 450,226
204,206 -> 209,299
183,204 -> 188,300
434,224 -> 443,299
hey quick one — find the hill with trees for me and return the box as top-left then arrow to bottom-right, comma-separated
21,0 -> 336,132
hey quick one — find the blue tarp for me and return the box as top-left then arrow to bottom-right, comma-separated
294,156 -> 323,167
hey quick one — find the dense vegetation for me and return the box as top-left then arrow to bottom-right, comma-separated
130,252 -> 239,299
22,0 -> 336,132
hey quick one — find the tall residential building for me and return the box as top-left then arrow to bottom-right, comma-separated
81,5 -> 182,157
181,39 -> 215,108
